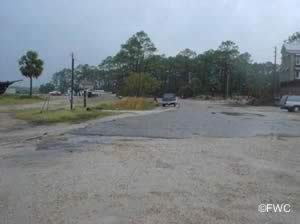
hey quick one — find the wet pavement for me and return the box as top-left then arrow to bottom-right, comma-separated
71,100 -> 300,138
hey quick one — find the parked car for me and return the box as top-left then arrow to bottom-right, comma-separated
49,91 -> 61,96
280,95 -> 300,112
161,93 -> 178,107
87,89 -> 105,98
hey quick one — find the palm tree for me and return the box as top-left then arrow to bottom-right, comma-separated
18,50 -> 44,96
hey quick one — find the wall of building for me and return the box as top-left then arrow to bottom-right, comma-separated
277,45 -> 300,96
280,53 -> 298,83
280,51 -> 293,82
289,55 -> 295,81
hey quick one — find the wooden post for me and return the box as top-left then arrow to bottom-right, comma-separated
70,53 -> 74,110
83,90 -> 87,108
273,46 -> 277,99
226,72 -> 230,99
29,76 -> 32,97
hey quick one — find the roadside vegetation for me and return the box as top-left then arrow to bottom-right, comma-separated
97,97 -> 158,110
0,95 -> 44,105
7,97 -> 157,125
15,107 -> 114,124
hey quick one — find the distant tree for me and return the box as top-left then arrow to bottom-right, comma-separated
99,56 -> 122,91
285,32 -> 300,43
144,54 -> 169,90
217,41 -> 239,97
18,50 -> 44,96
116,31 -> 157,73
99,56 -> 115,71
122,73 -> 161,96
231,52 -> 252,95
39,83 -> 55,94
177,48 -> 197,58
194,50 -> 221,95
97,31 -> 157,94
174,48 -> 197,86
76,64 -> 98,81
246,62 -> 273,97
49,31 -> 275,99
178,85 -> 194,98
52,68 -> 72,93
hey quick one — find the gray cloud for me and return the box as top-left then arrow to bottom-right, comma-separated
0,0 -> 299,85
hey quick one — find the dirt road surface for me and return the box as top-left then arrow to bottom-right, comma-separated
0,100 -> 299,224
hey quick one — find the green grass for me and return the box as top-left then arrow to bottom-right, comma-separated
0,95 -> 44,105
15,107 -> 114,124
12,97 -> 157,125
96,97 -> 158,110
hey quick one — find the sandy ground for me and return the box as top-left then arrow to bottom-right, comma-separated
0,100 -> 299,224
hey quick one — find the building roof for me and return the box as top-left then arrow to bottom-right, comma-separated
283,41 -> 300,54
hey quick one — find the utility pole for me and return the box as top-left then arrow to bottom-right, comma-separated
273,47 -> 277,99
225,62 -> 230,99
137,72 -> 141,97
70,53 -> 74,110
226,71 -> 230,99
83,90 -> 87,108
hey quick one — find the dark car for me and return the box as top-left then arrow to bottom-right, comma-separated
161,93 -> 178,107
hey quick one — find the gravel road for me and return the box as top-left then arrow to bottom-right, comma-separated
0,100 -> 299,224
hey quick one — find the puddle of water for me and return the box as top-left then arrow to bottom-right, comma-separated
68,135 -> 113,145
220,112 -> 265,117
36,141 -> 73,151
36,135 -> 115,152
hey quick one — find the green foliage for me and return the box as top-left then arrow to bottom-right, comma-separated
18,50 -> 44,96
52,68 -> 72,93
122,73 -> 161,96
177,48 -> 197,58
52,65 -> 105,94
48,31 -> 275,99
97,97 -> 158,110
285,32 -> 300,43
119,31 -> 157,72
246,62 -> 273,97
39,83 -> 55,94
97,31 -> 158,93
178,85 -> 194,98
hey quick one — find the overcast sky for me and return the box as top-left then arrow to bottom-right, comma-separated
1,0 -> 299,86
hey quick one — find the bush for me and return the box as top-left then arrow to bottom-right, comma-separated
97,97 -> 157,110
15,108 -> 113,124
39,83 -> 55,94
178,85 -> 194,98
122,73 -> 161,97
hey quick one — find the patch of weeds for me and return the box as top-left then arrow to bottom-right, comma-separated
15,107 -> 114,124
96,97 -> 158,110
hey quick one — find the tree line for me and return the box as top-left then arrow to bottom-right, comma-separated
22,31 -> 300,98
44,31 -> 274,98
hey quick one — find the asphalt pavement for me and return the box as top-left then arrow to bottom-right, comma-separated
72,100 -> 300,138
